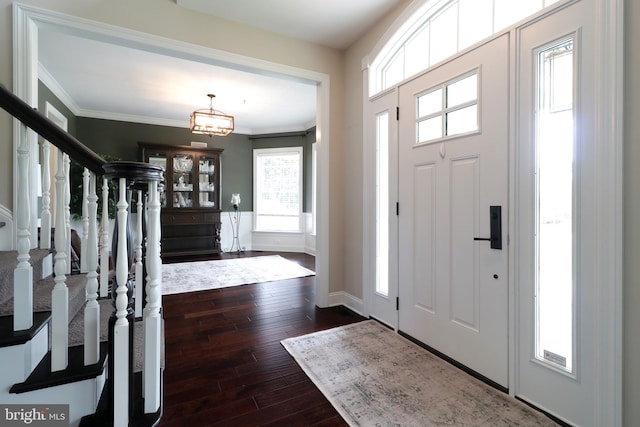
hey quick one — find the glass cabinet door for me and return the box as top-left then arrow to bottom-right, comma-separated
198,155 -> 217,208
172,154 -> 194,208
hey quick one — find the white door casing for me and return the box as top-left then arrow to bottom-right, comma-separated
398,34 -> 510,388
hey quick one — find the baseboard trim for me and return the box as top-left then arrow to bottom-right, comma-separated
328,291 -> 364,315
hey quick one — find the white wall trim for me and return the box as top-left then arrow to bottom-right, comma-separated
328,291 -> 364,316
218,210 -> 316,255
13,3 -> 39,250
13,2 -> 331,308
593,0 -> 624,424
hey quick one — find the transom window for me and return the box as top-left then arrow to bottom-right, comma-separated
370,0 -> 560,96
416,71 -> 479,144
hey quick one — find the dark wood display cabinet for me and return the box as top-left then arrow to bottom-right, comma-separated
139,142 -> 223,258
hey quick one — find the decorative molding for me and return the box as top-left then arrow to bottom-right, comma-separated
593,0 -> 624,424
38,63 -> 80,114
13,2 -> 331,309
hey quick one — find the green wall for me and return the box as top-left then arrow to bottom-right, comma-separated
38,80 -> 315,214
72,116 -> 314,213
38,81 -> 78,137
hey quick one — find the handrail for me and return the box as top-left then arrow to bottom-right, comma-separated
0,83 -> 105,175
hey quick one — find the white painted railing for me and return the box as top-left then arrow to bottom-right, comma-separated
135,190 -> 143,318
13,123 -> 33,332
84,173 -> 100,365
51,149 -> 69,372
40,139 -> 51,250
3,83 -> 165,424
144,179 -> 162,413
100,177 -> 110,298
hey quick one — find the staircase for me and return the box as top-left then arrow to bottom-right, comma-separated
0,83 -> 165,427
0,249 -> 109,423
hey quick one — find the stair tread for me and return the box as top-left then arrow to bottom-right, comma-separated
10,341 -> 108,394
0,272 -> 88,319
0,311 -> 51,348
68,298 -> 113,346
0,249 -> 52,305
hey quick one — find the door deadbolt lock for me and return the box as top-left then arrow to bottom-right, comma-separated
473,205 -> 502,250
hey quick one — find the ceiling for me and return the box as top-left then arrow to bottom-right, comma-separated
37,0 -> 404,136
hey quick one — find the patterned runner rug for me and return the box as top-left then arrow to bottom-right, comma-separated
161,255 -> 315,295
282,320 -> 558,426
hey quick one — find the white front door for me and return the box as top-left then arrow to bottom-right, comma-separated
398,34 -> 510,388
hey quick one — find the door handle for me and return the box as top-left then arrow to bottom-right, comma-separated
473,205 -> 502,250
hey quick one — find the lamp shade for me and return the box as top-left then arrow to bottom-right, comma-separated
230,193 -> 241,205
190,94 -> 234,137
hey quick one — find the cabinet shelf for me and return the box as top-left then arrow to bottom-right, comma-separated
140,142 -> 224,258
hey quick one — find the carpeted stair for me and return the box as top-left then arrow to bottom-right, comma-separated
0,249 -> 93,347
0,248 -> 154,372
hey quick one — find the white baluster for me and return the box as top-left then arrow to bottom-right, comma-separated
14,123 -> 32,331
52,150 -> 68,371
100,177 -> 110,298
135,190 -> 143,318
40,140 -> 51,250
84,173 -> 100,365
64,154 -> 71,275
144,180 -> 162,413
114,177 -> 129,426
81,168 -> 89,273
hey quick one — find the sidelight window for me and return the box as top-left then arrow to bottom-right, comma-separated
376,112 -> 390,296
535,37 -> 575,373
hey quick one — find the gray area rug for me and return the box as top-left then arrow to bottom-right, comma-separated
161,255 -> 315,295
282,320 -> 558,427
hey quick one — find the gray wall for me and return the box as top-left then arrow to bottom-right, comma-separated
38,82 -> 315,213
38,81 -> 78,137
72,116 -> 314,213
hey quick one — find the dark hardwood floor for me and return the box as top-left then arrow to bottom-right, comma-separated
158,251 -> 366,426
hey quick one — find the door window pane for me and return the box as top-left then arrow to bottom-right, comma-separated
447,74 -> 478,108
418,116 -> 442,143
446,105 -> 478,135
418,88 -> 442,117
535,38 -> 575,373
415,70 -> 478,144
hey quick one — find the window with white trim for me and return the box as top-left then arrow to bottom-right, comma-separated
369,0 -> 560,96
253,147 -> 303,232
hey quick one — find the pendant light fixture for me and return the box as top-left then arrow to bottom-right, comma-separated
190,93 -> 234,137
